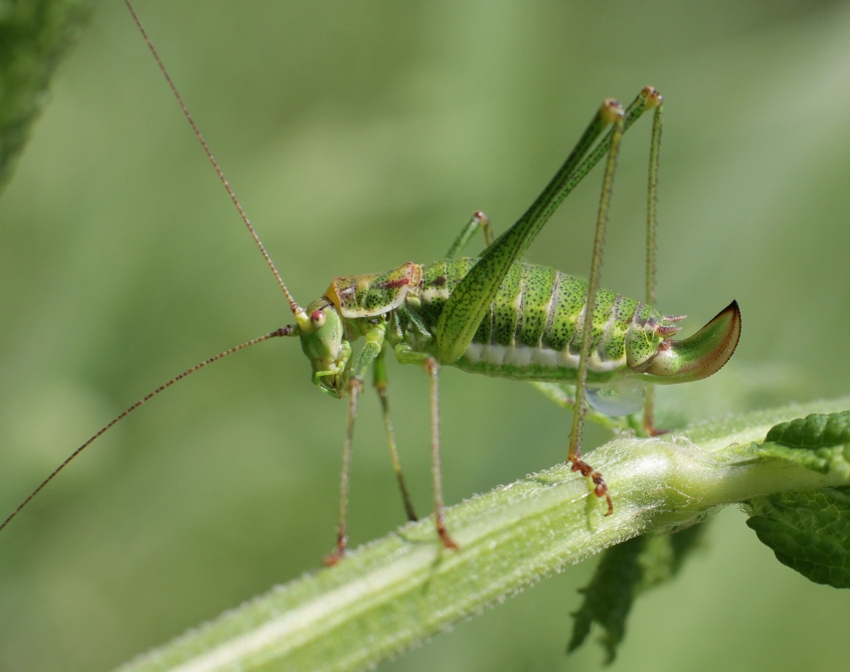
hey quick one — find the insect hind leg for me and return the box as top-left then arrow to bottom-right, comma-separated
566,99 -> 627,514
641,89 -> 665,439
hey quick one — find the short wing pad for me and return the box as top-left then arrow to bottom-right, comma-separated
327,262 -> 422,318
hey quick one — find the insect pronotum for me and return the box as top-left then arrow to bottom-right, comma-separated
1,1 -> 740,568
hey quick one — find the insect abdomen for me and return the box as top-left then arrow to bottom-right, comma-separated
417,258 -> 653,383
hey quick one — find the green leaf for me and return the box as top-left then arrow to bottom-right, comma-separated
0,0 -> 96,193
568,535 -> 646,663
746,488 -> 850,588
741,411 -> 850,587
637,522 -> 708,591
568,523 -> 708,663
766,411 -> 850,449
749,411 -> 850,478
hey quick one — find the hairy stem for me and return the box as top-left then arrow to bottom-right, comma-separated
118,396 -> 850,672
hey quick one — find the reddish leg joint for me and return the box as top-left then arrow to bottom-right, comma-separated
642,415 -> 669,439
324,533 -> 347,567
570,457 -> 614,516
436,517 -> 459,551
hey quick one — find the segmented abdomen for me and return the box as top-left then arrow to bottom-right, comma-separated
414,258 -> 660,384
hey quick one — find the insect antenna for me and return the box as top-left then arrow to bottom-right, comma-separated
0,328 -> 293,534
3,2 -> 310,533
123,0 -> 304,318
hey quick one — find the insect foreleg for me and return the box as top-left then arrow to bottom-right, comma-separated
393,344 -> 458,551
372,348 -> 418,523
567,101 -> 626,515
325,324 -> 387,565
444,211 -> 493,258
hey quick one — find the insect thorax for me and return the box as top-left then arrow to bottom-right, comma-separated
329,258 -> 675,385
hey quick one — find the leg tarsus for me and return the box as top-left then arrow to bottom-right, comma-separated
436,517 -> 460,551
643,418 -> 668,438
324,532 -> 348,566
569,455 -> 614,516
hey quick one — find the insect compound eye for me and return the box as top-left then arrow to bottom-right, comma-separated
311,310 -> 326,329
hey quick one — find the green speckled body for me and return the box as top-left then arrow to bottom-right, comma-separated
282,90 -> 740,559
329,259 -> 679,387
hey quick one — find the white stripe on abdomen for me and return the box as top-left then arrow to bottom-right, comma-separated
462,342 -> 625,372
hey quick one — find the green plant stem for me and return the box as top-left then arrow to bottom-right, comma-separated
118,396 -> 850,672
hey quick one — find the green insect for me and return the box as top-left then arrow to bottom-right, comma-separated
0,3 -> 741,566
291,88 -> 740,563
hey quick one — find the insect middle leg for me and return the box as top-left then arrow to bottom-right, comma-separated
326,322 -> 452,564
445,210 -> 493,258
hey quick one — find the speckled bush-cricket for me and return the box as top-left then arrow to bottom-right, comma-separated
0,1 -> 741,564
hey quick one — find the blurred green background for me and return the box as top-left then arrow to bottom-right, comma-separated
2,1 -> 850,670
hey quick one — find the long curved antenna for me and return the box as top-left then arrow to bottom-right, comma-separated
0,328 -> 293,534
123,0 -> 304,318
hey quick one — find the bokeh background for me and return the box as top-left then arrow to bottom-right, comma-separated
2,1 -> 850,670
